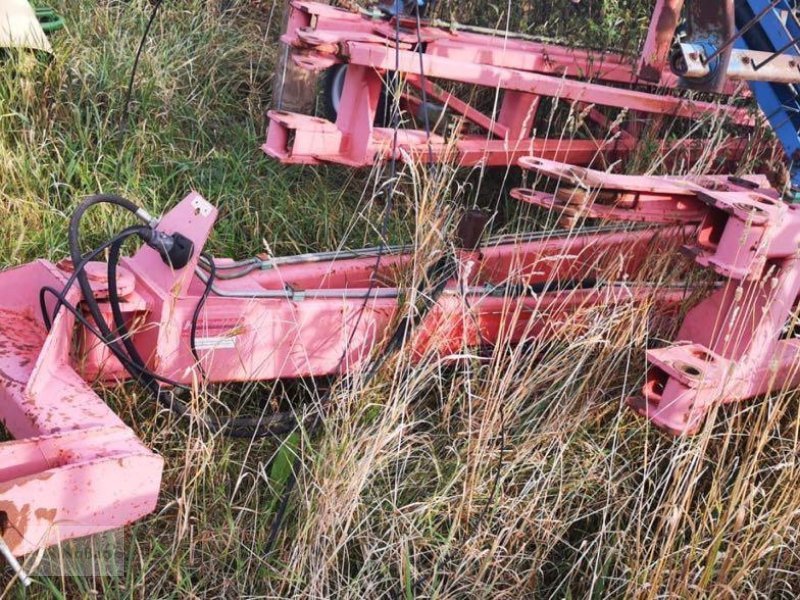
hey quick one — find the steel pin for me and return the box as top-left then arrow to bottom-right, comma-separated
0,536 -> 32,588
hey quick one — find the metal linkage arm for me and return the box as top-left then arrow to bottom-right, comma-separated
512,157 -> 770,225
515,156 -> 800,434
635,190 -> 800,433
265,1 -> 753,168
641,0 -> 800,190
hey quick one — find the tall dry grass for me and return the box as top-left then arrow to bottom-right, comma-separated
0,1 -> 798,599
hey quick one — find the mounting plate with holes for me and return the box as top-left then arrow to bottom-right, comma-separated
192,196 -> 213,217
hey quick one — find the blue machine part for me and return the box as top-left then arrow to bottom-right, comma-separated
382,0 -> 428,16
737,0 -> 800,192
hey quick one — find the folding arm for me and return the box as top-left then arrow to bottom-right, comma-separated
517,157 -> 800,433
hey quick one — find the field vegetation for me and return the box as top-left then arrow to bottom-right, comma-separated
1,1 -> 798,598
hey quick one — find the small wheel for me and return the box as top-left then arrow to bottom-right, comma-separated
321,64 -> 392,126
322,63 -> 349,122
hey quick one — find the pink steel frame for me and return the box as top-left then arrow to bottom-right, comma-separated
0,193 -> 696,558
1,172 -> 796,556
516,158 -> 800,434
264,1 -> 753,168
1,0 -> 796,567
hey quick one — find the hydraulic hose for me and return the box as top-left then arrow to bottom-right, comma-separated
67,194 -> 296,439
68,196 -> 157,389
43,225 -> 144,330
104,219 -> 297,438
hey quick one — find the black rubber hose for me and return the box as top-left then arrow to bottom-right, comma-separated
43,225 -> 144,330
68,195 -> 145,253
68,197 -> 156,392
106,231 -> 298,439
66,194 -> 296,439
40,286 -> 193,390
190,253 -> 216,375
106,229 -> 160,384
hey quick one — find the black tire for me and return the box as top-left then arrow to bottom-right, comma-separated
322,2 -> 428,123
322,64 -> 349,122
322,64 -> 392,127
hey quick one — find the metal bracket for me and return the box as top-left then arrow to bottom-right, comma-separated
678,42 -> 800,83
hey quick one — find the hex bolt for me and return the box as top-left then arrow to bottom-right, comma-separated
0,537 -> 32,588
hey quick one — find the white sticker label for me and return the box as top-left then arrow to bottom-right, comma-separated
194,336 -> 236,350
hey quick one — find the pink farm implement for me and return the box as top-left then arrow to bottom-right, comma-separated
0,170 -> 796,561
4,0 -> 800,582
0,193 -> 693,560
265,1 -> 755,168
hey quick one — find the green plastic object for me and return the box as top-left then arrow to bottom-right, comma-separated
35,6 -> 64,34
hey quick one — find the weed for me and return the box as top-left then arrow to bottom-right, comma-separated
1,1 -> 799,598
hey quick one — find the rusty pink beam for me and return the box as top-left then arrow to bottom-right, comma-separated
265,110 -> 752,169
516,156 -> 800,434
639,0 -> 686,81
265,1 -> 753,168
264,109 -> 624,167
84,212 -> 690,385
512,156 -> 772,224
346,43 -> 753,125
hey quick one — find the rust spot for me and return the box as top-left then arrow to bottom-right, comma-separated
0,502 -> 31,550
0,308 -> 46,386
34,507 -> 57,523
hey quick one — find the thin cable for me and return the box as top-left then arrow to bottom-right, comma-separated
190,253 -> 216,378
40,286 -> 188,389
42,226 -> 144,330
115,0 -> 164,182
753,32 -> 800,70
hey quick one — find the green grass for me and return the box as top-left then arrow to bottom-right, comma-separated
1,1 -> 800,598
0,0 -> 398,270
